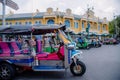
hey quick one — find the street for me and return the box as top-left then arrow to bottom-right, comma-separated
15,44 -> 120,80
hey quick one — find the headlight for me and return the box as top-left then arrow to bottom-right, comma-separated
76,50 -> 83,54
67,44 -> 75,49
71,52 -> 82,59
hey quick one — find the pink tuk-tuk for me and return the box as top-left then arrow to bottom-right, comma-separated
0,24 -> 86,80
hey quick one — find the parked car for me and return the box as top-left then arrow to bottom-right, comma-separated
103,38 -> 119,45
109,38 -> 119,44
103,38 -> 110,45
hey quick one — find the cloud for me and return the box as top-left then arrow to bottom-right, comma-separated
94,0 -> 120,20
73,7 -> 85,15
104,7 -> 115,13
0,0 -> 119,21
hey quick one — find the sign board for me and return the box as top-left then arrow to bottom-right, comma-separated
0,0 -> 19,10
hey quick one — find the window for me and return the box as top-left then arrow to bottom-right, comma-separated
87,23 -> 90,29
19,22 -> 21,25
15,22 -> 18,25
29,22 -> 31,24
6,22 -> 8,25
47,19 -> 54,25
9,22 -> 12,25
74,22 -> 78,28
25,21 -> 32,25
35,21 -> 41,25
6,22 -> 12,25
98,24 -> 100,30
64,20 -> 70,28
15,22 -> 21,25
82,21 -> 84,29
103,25 -> 106,30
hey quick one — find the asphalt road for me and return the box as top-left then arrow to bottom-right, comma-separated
15,44 -> 120,80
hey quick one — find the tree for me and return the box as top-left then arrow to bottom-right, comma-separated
109,21 -> 115,34
116,16 -> 120,28
0,22 -> 2,25
116,16 -> 120,36
109,15 -> 120,37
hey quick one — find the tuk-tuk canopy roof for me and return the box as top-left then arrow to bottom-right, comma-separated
0,24 -> 66,35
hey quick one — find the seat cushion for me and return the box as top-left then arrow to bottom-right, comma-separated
37,53 -> 60,60
10,42 -> 21,55
37,46 -> 64,60
0,42 -> 11,56
36,52 -> 48,58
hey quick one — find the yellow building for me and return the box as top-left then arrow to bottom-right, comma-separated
0,7 -> 109,35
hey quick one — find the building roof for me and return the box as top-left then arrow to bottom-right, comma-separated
0,12 -> 82,20
0,12 -> 44,20
0,11 -> 108,24
73,14 -> 82,20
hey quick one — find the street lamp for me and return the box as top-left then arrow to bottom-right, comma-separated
86,6 -> 94,39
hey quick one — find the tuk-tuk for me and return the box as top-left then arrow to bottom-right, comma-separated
76,37 -> 91,49
66,32 -> 90,49
0,24 -> 86,80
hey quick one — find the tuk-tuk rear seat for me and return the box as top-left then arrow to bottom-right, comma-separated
0,42 -> 11,57
10,42 -> 22,55
0,42 -> 30,57
10,42 -> 30,54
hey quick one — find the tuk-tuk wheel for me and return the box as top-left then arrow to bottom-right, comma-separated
0,63 -> 15,80
70,61 -> 86,76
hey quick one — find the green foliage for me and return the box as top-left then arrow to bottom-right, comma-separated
109,15 -> 120,35
0,22 -> 2,25
116,16 -> 120,28
109,21 -> 115,34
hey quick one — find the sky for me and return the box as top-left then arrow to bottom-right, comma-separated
0,0 -> 120,21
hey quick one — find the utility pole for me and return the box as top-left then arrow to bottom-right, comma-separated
86,6 -> 90,38
2,0 -> 6,26
113,13 -> 117,38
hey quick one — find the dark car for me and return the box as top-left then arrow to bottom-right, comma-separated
103,38 -> 110,45
109,38 -> 119,44
103,38 -> 119,45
